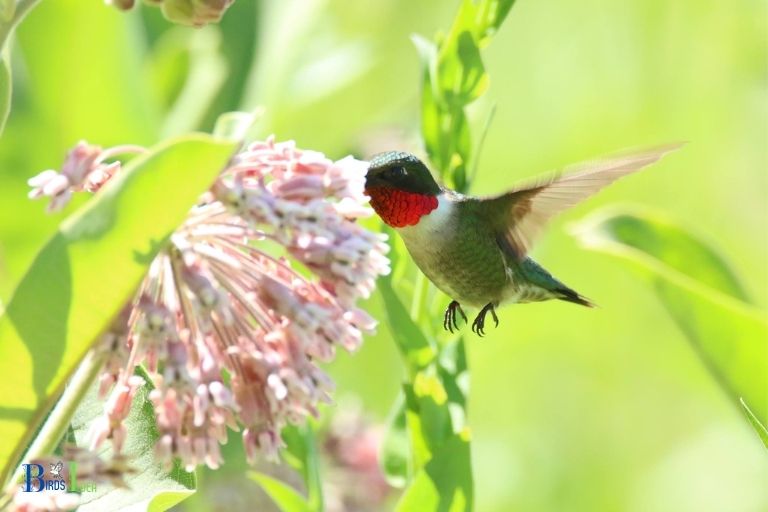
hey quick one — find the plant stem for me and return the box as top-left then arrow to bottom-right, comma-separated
5,350 -> 105,491
410,272 -> 425,320
468,103 -> 496,186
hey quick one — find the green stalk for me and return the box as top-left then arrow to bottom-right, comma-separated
410,272 -> 426,320
5,350 -> 105,491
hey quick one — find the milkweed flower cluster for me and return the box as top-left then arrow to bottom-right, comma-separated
322,406 -> 392,512
27,137 -> 389,472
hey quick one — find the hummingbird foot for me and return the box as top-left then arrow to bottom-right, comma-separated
471,303 -> 499,337
443,300 -> 468,333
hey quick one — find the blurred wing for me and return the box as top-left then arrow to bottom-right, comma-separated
486,143 -> 684,259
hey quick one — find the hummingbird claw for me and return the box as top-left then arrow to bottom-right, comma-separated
443,300 -> 467,333
471,303 -> 498,337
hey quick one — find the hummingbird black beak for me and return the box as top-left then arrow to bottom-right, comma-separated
364,168 -> 384,189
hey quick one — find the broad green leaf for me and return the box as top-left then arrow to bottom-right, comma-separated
147,492 -> 199,512
575,207 -> 768,426
381,393 -> 410,487
378,278 -> 436,374
0,0 -> 155,302
0,134 -> 236,484
740,399 -> 768,450
579,208 -> 750,302
281,424 -> 323,511
395,431 -> 473,512
250,472 -> 312,512
72,367 -> 196,512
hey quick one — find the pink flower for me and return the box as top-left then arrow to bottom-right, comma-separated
27,142 -> 145,212
31,137 -> 389,472
322,405 -> 393,512
108,0 -> 235,27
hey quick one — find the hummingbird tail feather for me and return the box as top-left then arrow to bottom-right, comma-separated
555,287 -> 595,308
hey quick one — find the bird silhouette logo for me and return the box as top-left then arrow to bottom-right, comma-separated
49,461 -> 63,479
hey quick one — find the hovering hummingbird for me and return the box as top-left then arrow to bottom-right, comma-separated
365,144 -> 682,336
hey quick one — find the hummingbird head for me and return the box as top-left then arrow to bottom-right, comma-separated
365,152 -> 441,228
365,152 -> 441,195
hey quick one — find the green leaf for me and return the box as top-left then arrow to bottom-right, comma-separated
401,370 -> 459,474
378,278 -> 436,374
250,472 -> 312,512
409,373 -> 453,455
740,399 -> 768,449
436,30 -> 488,107
395,431 -> 473,512
381,393 -> 410,487
212,111 -> 259,141
147,491 -> 199,512
437,338 -> 470,431
446,110 -> 471,193
579,207 -> 750,302
0,134 -> 236,484
475,0 -> 517,44
574,207 -> 768,426
71,367 -> 197,512
0,0 -> 156,302
413,22 -> 475,191
402,385 -> 432,473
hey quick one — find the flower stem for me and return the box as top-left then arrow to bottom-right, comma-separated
5,350 -> 105,491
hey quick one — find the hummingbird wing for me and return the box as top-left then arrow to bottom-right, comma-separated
484,143 -> 684,259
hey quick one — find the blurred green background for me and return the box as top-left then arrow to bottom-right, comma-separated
0,1 -> 766,511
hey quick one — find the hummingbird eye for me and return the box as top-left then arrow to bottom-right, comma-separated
385,166 -> 407,179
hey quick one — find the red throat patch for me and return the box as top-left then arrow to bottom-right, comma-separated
365,187 -> 439,228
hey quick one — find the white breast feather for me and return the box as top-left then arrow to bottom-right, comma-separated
398,194 -> 453,242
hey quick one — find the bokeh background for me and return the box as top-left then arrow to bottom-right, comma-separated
0,1 -> 765,511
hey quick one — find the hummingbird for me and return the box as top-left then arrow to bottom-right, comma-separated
364,144 -> 682,336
